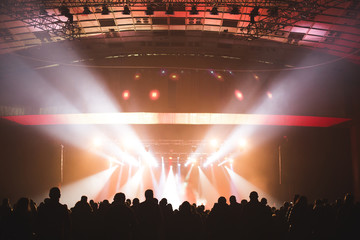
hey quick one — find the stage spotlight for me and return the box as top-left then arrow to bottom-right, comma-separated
230,5 -> 240,15
210,6 -> 218,15
122,90 -> 130,100
229,158 -> 234,164
123,5 -> 131,15
101,5 -> 110,15
145,5 -> 154,15
190,5 -> 199,15
92,137 -> 103,147
170,73 -> 178,80
166,5 -> 174,15
216,74 -> 223,81
250,6 -> 259,24
210,139 -> 219,148
267,91 -> 273,99
234,90 -> 244,101
239,138 -> 247,148
134,73 -> 141,80
82,6 -> 92,14
149,89 -> 160,100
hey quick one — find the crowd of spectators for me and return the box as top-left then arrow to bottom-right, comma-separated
0,187 -> 359,240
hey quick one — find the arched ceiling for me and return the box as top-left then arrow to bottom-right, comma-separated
0,0 -> 359,64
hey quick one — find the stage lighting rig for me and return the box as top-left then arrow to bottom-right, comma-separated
190,5 -> 199,15
250,6 -> 260,24
101,4 -> 110,15
82,6 -> 92,15
145,4 -> 154,15
230,5 -> 240,15
210,6 -> 219,15
166,5 -> 174,15
123,5 -> 131,15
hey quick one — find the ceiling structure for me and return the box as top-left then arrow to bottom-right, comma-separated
0,0 -> 359,64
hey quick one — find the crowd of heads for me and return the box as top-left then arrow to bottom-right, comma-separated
0,188 -> 359,240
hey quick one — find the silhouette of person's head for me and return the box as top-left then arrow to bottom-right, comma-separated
249,191 -> 259,202
132,198 -> 140,206
49,187 -> 61,202
160,198 -> 168,207
81,196 -> 88,203
218,196 -> 227,205
145,189 -> 154,200
261,197 -> 267,205
180,201 -> 191,213
229,195 -> 237,204
113,192 -> 126,203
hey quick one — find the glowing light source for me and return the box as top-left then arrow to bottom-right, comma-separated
235,90 -> 244,101
92,137 -> 103,147
134,73 -> 141,80
149,90 -> 160,100
267,91 -> 273,99
170,73 -> 179,80
210,139 -> 219,148
239,138 -> 247,148
3,113 -> 350,127
122,90 -> 130,100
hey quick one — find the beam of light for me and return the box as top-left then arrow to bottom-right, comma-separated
156,157 -> 167,197
224,166 -> 280,207
185,163 -> 194,181
162,166 -> 182,209
120,166 -> 145,201
34,166 -> 118,208
197,167 -> 219,209
115,164 -> 125,192
184,157 -> 196,167
2,113 -> 349,127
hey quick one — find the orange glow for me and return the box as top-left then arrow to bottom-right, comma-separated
235,90 -> 244,101
170,73 -> 178,80
122,90 -> 130,100
134,73 -> 141,80
149,89 -> 160,100
2,113 -> 350,127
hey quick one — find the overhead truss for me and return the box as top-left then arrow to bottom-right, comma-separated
0,0 -> 354,40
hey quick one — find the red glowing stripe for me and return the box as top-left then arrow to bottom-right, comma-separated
1,113 -> 350,127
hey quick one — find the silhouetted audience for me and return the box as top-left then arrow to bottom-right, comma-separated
37,187 -> 70,240
2,188 -> 360,240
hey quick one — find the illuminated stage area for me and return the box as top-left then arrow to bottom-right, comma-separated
0,0 -> 360,214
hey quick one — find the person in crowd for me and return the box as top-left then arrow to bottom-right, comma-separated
104,192 -> 136,240
0,198 -> 13,239
11,197 -> 36,240
71,195 -> 94,240
36,187 -> 70,240
134,189 -> 163,240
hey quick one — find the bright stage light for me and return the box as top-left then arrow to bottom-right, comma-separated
170,73 -> 178,80
267,91 -> 273,99
149,89 -> 160,100
210,138 -> 219,148
122,90 -> 130,100
92,137 -> 103,147
235,90 -> 244,101
134,73 -> 141,80
239,138 -> 248,148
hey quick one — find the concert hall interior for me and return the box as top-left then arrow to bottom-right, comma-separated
0,0 -> 360,210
